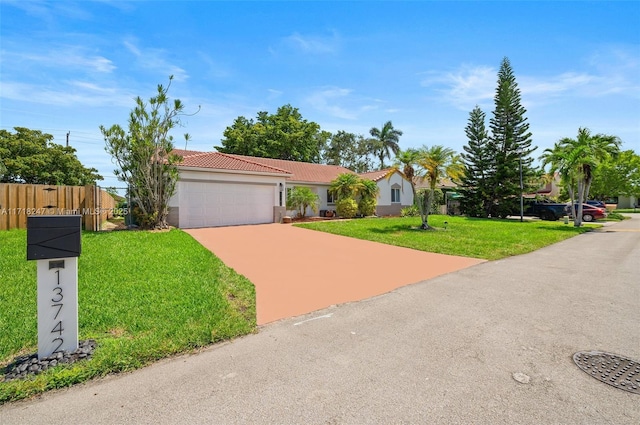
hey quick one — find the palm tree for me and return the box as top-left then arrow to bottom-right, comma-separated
328,173 -> 363,201
286,186 -> 319,218
392,148 -> 420,201
541,127 -> 620,226
414,146 -> 464,230
369,121 -> 403,169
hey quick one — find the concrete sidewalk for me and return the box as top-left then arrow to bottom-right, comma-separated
2,217 -> 639,424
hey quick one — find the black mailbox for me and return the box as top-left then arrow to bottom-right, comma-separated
27,215 -> 81,260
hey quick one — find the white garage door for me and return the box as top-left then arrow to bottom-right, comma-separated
180,181 -> 274,228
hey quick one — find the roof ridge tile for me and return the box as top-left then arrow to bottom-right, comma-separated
220,153 -> 292,174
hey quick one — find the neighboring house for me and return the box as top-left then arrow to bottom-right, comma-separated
414,177 -> 461,214
617,195 -> 639,209
532,172 -> 561,199
358,169 -> 414,216
168,151 -> 414,228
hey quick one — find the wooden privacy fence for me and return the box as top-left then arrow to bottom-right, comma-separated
0,183 -> 117,231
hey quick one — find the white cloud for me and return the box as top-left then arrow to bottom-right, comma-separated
281,30 -> 341,54
196,52 -> 231,79
2,47 -> 116,73
421,65 -> 496,110
422,50 -> 640,112
0,81 -> 133,107
3,0 -> 92,22
267,89 -> 283,100
123,39 -> 188,82
306,87 -> 357,120
305,87 -> 386,121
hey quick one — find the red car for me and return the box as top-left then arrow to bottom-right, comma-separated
567,203 -> 607,222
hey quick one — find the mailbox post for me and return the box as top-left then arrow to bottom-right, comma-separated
27,215 -> 81,359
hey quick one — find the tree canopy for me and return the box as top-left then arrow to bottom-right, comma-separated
322,131 -> 375,173
216,104 -> 329,163
101,76 -> 194,229
0,127 -> 102,185
589,150 -> 640,200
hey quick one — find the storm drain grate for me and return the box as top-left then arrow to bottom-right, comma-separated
573,351 -> 640,395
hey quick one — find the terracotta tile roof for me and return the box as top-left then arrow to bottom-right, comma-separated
173,149 -> 363,183
358,168 -> 396,182
176,150 -> 291,175
226,154 -> 354,184
172,148 -> 206,158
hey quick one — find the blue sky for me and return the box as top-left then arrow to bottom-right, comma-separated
1,0 -> 639,188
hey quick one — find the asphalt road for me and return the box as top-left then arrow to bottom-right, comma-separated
2,216 -> 639,424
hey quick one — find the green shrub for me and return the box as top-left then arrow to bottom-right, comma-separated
401,205 -> 420,217
336,198 -> 358,218
358,198 -> 377,216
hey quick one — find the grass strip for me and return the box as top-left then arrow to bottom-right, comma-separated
0,229 -> 255,403
296,215 -> 596,260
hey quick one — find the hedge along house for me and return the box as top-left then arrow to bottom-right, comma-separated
168,150 -> 415,228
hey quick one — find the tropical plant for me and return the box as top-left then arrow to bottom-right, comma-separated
336,198 -> 358,218
394,148 -> 420,200
400,205 -> 420,217
358,178 -> 380,216
414,146 -> 464,229
540,127 -> 620,226
369,121 -> 403,169
286,186 -> 319,218
101,76 -> 196,229
385,146 -> 462,229
328,173 -> 379,217
328,173 -> 363,201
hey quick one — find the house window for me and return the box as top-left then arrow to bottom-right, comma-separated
327,190 -> 336,204
391,188 -> 400,203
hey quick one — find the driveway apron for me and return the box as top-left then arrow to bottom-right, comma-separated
185,223 -> 485,325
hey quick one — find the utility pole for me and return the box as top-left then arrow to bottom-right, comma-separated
519,152 -> 524,222
66,132 -> 70,147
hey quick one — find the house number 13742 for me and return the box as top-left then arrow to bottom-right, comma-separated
51,270 -> 65,354
37,257 -> 79,359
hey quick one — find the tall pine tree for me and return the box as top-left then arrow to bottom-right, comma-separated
459,58 -> 537,218
487,57 -> 536,217
459,106 -> 493,217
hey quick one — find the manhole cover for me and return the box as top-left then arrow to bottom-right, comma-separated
573,351 -> 640,395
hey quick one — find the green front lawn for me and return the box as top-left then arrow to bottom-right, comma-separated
0,229 -> 256,404
296,215 -> 596,260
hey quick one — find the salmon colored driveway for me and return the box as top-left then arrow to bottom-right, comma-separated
186,224 -> 485,325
